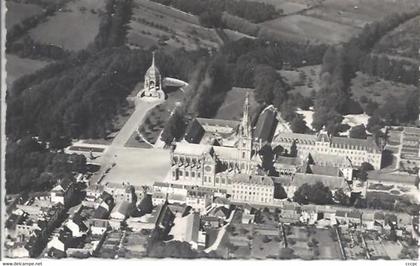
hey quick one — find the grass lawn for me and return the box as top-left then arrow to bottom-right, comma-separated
282,64 -> 321,97
138,88 -> 185,144
128,0 -> 221,51
6,1 -> 44,30
261,14 -> 358,44
28,0 -> 106,51
373,15 -> 420,62
214,87 -> 261,122
351,72 -> 419,105
6,54 -> 50,88
250,0 -> 310,14
305,0 -> 420,29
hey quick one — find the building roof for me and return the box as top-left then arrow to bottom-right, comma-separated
254,106 -> 277,143
308,165 -> 339,177
196,118 -> 239,131
184,119 -> 205,144
174,143 -> 213,157
91,219 -> 109,228
274,156 -> 301,166
112,201 -> 132,217
330,136 -> 380,153
184,212 -> 200,243
213,146 -> 239,161
232,174 -> 274,186
292,173 -> 346,189
93,205 -> 109,219
274,132 -> 317,145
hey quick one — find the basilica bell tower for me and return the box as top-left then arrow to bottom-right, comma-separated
238,92 -> 253,160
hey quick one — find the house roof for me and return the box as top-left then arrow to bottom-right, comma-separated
60,178 -> 72,190
71,213 -> 89,232
91,219 -> 109,228
112,201 -> 132,217
208,206 -> 230,218
185,213 -> 200,243
93,206 -> 109,219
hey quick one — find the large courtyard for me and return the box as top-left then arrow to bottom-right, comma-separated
99,146 -> 170,186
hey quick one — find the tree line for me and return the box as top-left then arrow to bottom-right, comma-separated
312,9 -> 420,135
151,0 -> 280,27
6,136 -> 86,194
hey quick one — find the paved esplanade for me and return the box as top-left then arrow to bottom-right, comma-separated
91,98 -> 171,186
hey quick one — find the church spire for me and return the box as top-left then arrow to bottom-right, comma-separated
151,51 -> 156,69
241,92 -> 251,136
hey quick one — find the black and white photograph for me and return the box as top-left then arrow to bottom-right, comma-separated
1,0 -> 420,262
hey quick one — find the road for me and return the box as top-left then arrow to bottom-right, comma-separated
91,98 -> 164,185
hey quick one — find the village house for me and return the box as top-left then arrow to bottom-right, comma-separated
50,178 -> 75,206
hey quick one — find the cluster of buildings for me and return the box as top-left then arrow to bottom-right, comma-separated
170,93 -> 382,196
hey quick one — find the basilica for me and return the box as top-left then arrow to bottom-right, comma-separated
169,92 -> 383,191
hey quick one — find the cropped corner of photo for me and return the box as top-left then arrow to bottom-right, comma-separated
2,0 -> 420,263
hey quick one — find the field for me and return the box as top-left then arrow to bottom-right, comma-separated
214,87 -> 260,122
6,54 -> 49,88
282,64 -> 321,97
250,0 -> 312,14
6,1 -> 44,30
128,0 -> 221,51
261,14 -> 357,44
259,0 -> 420,44
137,88 -> 185,146
373,15 -> 420,63
304,0 -> 420,29
351,72 -> 419,105
27,0 -> 106,51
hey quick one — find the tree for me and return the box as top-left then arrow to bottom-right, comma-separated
349,124 -> 367,139
290,115 -> 307,134
414,170 -> 419,189
293,182 -> 333,205
161,108 -> 186,145
334,189 -> 351,206
289,140 -> 298,157
358,162 -> 374,181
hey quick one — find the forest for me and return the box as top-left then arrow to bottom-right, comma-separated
150,0 -> 280,27
312,10 -> 420,136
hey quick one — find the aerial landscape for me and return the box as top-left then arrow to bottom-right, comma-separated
3,0 -> 420,261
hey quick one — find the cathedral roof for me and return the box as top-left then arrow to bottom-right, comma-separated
174,142 -> 213,157
254,105 -> 277,143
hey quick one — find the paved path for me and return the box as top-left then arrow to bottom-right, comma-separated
91,99 -> 163,185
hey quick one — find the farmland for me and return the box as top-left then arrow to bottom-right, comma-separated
351,72 -> 419,105
250,0 -> 312,14
6,1 -> 44,30
281,64 -> 321,97
261,14 -> 357,44
259,0 -> 420,44
27,0 -> 106,51
6,54 -> 49,88
127,0 -> 221,51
